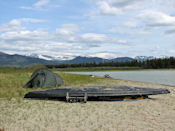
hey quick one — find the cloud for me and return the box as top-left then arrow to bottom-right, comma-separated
0,18 -> 45,33
80,33 -> 107,43
55,24 -> 127,44
89,51 -> 117,59
34,0 -> 50,7
109,27 -> 149,35
95,0 -> 145,15
107,0 -> 143,9
137,10 -> 175,35
19,18 -> 46,23
164,29 -> 175,35
0,21 -> 24,33
0,19 -> 128,59
92,0 -> 175,20
56,24 -> 79,36
138,10 -> 175,27
20,6 -> 33,10
0,20 -> 84,58
98,1 -> 123,15
169,49 -> 175,53
123,21 -> 137,27
0,30 -> 50,41
20,0 -> 52,10
55,24 -> 81,43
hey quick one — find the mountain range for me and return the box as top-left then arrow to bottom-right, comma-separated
0,52 -> 167,67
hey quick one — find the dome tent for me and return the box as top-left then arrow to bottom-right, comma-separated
24,69 -> 63,88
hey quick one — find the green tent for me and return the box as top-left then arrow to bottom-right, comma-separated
24,69 -> 63,88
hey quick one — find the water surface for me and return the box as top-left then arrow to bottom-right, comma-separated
69,70 -> 175,86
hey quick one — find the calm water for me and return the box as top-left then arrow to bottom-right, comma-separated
69,70 -> 175,86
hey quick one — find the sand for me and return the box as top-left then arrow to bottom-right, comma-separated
0,85 -> 175,131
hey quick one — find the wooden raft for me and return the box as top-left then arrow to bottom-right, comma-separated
24,86 -> 170,102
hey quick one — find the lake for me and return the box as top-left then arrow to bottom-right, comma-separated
69,70 -> 175,86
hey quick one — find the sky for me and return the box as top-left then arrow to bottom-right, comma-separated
0,0 -> 175,59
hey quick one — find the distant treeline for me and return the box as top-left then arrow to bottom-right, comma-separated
46,57 -> 175,69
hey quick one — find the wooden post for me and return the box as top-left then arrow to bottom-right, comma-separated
84,92 -> 87,103
66,92 -> 69,102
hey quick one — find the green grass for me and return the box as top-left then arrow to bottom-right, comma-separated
0,67 -> 123,98
0,66 -> 170,98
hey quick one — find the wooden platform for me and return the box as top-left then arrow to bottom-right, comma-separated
24,86 -> 170,102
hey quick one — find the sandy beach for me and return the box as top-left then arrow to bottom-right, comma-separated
0,82 -> 175,131
1,0 -> 175,130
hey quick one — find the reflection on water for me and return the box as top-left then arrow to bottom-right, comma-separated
69,70 -> 175,86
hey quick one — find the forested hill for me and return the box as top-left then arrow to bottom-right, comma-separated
0,52 -> 133,67
1,52 -> 175,68
47,57 -> 175,69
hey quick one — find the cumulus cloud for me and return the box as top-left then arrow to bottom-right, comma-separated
20,0 -> 53,10
19,18 -> 46,23
165,29 -> 175,35
0,21 -> 24,33
109,27 -> 149,35
98,1 -> 123,15
137,10 -> 175,35
80,33 -> 107,43
0,19 -> 84,58
123,21 -> 137,27
0,30 -> 50,42
0,19 -> 128,59
89,51 -> 117,59
107,0 -> 144,10
0,18 -> 45,33
138,10 -> 175,27
94,0 -> 175,16
56,24 -> 79,36
169,49 -> 175,53
79,33 -> 126,45
34,0 -> 50,7
55,24 -> 126,44
95,0 -> 145,15
90,0 -> 175,36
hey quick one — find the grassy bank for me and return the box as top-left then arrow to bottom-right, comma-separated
0,67 -> 144,98
0,67 -> 125,98
0,67 -> 172,98
0,67 -> 95,98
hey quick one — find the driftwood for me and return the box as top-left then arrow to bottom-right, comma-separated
104,74 -> 111,78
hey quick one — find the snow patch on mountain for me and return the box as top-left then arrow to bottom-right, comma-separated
25,53 -> 74,61
135,56 -> 155,62
25,53 -> 171,62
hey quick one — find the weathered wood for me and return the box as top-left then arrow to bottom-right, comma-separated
24,86 -> 170,102
66,92 -> 69,102
84,92 -> 87,103
66,92 -> 87,103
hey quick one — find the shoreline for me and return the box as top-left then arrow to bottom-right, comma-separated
1,69 -> 175,130
57,68 -> 175,72
1,82 -> 174,131
66,70 -> 175,87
